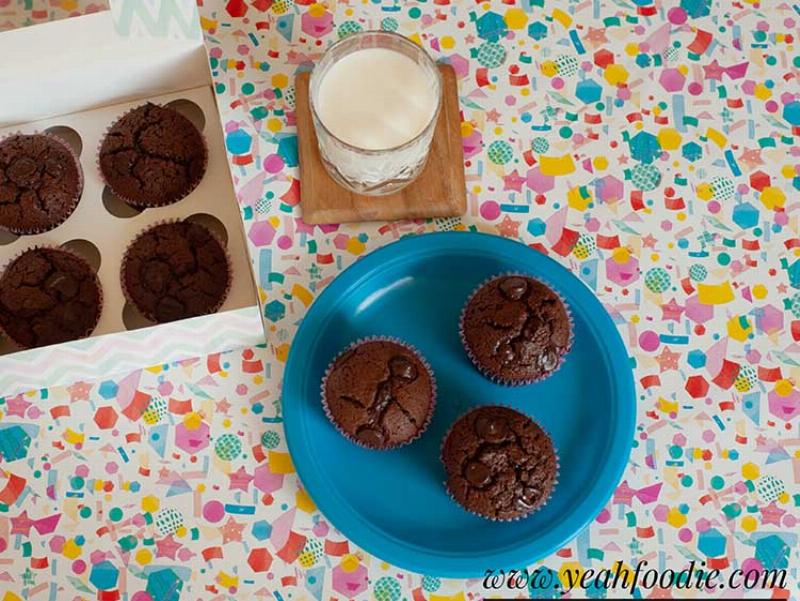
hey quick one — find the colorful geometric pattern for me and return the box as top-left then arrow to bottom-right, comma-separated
0,1 -> 107,32
1,0 -> 799,598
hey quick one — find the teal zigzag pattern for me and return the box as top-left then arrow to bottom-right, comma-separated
111,0 -> 200,39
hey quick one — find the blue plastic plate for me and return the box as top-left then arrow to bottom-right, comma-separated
283,232 -> 635,577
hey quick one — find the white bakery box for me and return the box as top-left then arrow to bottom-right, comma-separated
0,0 -> 266,398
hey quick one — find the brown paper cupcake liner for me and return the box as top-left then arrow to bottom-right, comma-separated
119,218 -> 232,324
320,336 -> 438,450
96,102 -> 209,209
439,404 -> 560,522
0,244 -> 103,350
458,272 -> 574,386
0,131 -> 84,236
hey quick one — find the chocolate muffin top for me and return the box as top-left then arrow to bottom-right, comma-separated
122,221 -> 230,324
461,275 -> 571,384
442,406 -> 557,521
0,134 -> 83,234
99,103 -> 206,208
323,340 -> 435,449
0,247 -> 101,349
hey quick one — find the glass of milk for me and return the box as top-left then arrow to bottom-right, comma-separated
309,31 -> 442,196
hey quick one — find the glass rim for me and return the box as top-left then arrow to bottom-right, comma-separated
308,30 -> 443,156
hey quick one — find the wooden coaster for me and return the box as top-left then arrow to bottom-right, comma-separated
295,64 -> 466,225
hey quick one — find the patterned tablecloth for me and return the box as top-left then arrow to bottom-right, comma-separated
1,0 -> 799,599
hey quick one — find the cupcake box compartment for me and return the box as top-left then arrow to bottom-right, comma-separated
0,3 -> 264,397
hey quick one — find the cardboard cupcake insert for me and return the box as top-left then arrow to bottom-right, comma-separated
0,5 -> 263,397
0,88 -> 256,355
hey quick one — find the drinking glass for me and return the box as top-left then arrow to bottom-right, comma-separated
309,31 -> 442,196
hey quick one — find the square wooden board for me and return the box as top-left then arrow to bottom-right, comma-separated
295,64 -> 466,225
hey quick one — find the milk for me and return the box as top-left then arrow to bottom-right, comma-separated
315,47 -> 439,151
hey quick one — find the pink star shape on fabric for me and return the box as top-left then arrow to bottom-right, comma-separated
655,346 -> 681,372
661,298 -> 685,322
219,516 -> 245,544
759,502 -> 785,526
496,215 -> 520,237
66,382 -> 92,402
613,481 -> 636,506
155,534 -> 182,559
702,60 -> 725,81
584,27 -> 608,45
502,169 -> 527,192
215,398 -> 232,413
486,108 -> 502,123
738,148 -> 764,168
5,395 -> 31,418
10,511 -> 34,536
642,234 -> 658,249
228,466 -> 254,492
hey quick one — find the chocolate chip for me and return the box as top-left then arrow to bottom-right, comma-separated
374,381 -> 393,407
7,157 -> 38,186
45,272 -> 79,299
142,260 -> 171,294
465,460 -> 492,486
497,343 -> 515,364
389,355 -> 417,380
516,485 -> 541,510
539,349 -> 559,372
522,316 -> 543,339
356,427 -> 385,446
499,276 -> 528,300
45,157 -> 65,178
475,416 -> 509,443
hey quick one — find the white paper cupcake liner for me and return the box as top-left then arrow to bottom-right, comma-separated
440,404 -> 560,522
458,272 -> 575,386
320,336 -> 437,450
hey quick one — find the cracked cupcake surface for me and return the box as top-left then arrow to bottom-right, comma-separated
99,103 -> 206,208
322,340 -> 435,450
442,406 -> 557,521
0,248 -> 101,348
121,221 -> 230,324
0,134 -> 82,234
461,275 -> 572,384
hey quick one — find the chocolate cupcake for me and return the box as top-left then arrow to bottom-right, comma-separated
441,406 -> 558,521
460,274 -> 572,385
322,338 -> 436,450
121,221 -> 230,324
99,103 -> 207,208
0,247 -> 102,349
0,133 -> 83,235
